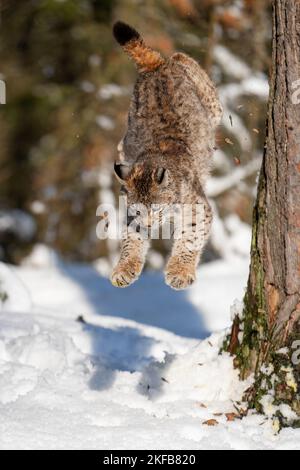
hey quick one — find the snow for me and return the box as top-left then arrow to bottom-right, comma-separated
0,209 -> 36,241
96,115 -> 115,130
207,156 -> 261,198
214,45 -> 252,81
221,109 -> 252,151
98,83 -> 129,100
30,201 -> 46,215
219,76 -> 269,105
0,263 -> 32,313
80,80 -> 96,93
209,203 -> 252,262
0,252 -> 299,450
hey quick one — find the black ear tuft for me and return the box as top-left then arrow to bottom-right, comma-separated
114,162 -> 131,183
155,167 -> 167,185
113,21 -> 140,46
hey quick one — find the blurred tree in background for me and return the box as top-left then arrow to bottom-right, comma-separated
0,0 -> 272,266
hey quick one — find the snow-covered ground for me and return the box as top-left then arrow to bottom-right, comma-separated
0,248 -> 299,450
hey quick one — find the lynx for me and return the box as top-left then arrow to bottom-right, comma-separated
111,21 -> 222,290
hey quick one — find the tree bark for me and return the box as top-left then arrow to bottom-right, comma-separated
226,0 -> 300,425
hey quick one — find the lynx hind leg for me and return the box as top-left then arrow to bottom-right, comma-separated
165,200 -> 212,290
111,233 -> 149,288
171,53 -> 223,127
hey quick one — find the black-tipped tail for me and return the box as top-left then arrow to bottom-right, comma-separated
113,21 -> 165,72
113,21 -> 140,46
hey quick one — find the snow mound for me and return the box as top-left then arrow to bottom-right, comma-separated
0,209 -> 36,241
0,263 -> 32,312
0,261 -> 299,449
22,244 -> 60,268
142,332 -> 251,410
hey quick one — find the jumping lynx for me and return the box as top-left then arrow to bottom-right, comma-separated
111,21 -> 222,290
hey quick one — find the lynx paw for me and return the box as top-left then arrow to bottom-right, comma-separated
111,261 -> 142,288
165,262 -> 196,290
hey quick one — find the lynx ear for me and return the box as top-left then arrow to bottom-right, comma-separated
114,162 -> 131,183
154,167 -> 168,185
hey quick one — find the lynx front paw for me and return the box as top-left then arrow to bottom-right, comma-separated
111,260 -> 142,288
165,261 -> 196,290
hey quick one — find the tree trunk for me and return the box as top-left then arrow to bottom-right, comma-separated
226,0 -> 300,426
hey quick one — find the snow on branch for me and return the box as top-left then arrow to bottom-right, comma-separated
207,156 -> 262,198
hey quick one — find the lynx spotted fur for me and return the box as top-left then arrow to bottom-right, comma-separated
111,21 -> 222,290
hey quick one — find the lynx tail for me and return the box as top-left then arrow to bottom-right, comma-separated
113,21 -> 165,73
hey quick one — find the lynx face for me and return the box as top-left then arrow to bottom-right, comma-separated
114,161 -> 176,230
